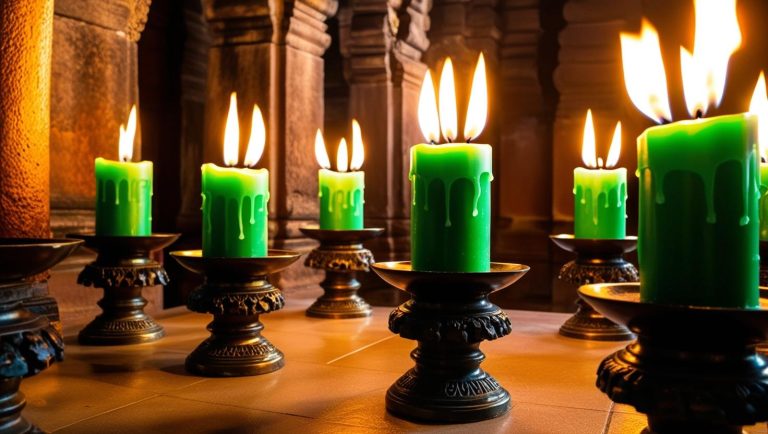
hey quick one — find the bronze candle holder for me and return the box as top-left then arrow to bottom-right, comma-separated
300,226 -> 384,319
549,234 -> 637,341
580,283 -> 768,434
69,233 -> 180,346
171,249 -> 301,377
372,261 -> 529,423
0,238 -> 82,433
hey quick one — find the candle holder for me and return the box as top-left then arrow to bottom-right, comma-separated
299,226 -> 385,319
549,234 -> 637,341
0,238 -> 82,433
371,261 -> 529,423
580,283 -> 768,434
68,233 -> 180,346
170,249 -> 301,377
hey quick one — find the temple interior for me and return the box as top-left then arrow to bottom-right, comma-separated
4,0 -> 768,433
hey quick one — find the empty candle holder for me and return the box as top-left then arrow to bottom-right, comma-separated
171,249 -> 301,377
580,283 -> 768,434
0,238 -> 82,433
371,261 -> 528,423
550,234 -> 637,341
300,226 -> 384,319
69,233 -> 180,346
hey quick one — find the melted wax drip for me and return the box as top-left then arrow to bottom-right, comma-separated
411,172 -> 491,227
574,182 -> 627,227
202,191 -> 268,242
320,187 -> 364,216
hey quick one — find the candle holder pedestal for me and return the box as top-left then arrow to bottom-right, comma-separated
0,238 -> 82,433
69,234 -> 180,346
372,261 -> 529,423
580,283 -> 768,434
300,226 -> 384,319
550,235 -> 637,341
171,250 -> 301,377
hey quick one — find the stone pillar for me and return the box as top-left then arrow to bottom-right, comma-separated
0,0 -> 54,238
203,0 -> 338,289
344,0 -> 432,261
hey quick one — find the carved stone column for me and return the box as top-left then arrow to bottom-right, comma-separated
345,0 -> 432,261
203,0 -> 338,288
0,0 -> 54,239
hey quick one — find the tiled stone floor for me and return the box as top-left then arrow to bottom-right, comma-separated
21,297 -> 768,433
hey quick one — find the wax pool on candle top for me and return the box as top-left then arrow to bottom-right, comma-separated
95,157 -> 153,236
573,168 -> 627,239
318,169 -> 364,230
410,143 -> 492,272
202,163 -> 269,258
638,114 -> 759,308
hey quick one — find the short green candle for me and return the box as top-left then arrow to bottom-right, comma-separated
94,157 -> 153,236
318,169 -> 364,230
201,164 -> 269,258
760,163 -> 768,240
574,168 -> 627,239
637,114 -> 760,308
410,143 -> 492,272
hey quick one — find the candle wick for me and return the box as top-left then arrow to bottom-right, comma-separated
660,118 -> 672,125
695,109 -> 703,119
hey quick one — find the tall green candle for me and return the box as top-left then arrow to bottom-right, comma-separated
314,124 -> 365,230
410,54 -> 491,272
637,114 -> 759,308
749,72 -> 768,241
95,105 -> 153,236
573,110 -> 627,239
202,93 -> 269,258
759,164 -> 768,240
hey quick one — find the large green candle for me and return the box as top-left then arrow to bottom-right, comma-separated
95,105 -> 153,236
201,164 -> 269,257
410,143 -> 492,272
638,114 -> 760,308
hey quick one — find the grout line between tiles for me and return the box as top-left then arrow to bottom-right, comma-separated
50,394 -> 160,432
325,335 -> 396,365
601,402 -> 616,434
157,393 -> 316,420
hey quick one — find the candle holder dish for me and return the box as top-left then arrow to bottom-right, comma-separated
371,261 -> 529,423
69,233 -> 180,346
300,226 -> 384,319
580,283 -> 768,434
549,234 -> 637,341
171,249 -> 301,377
0,238 -> 82,433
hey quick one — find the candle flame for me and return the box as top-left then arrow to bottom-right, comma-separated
464,53 -> 488,142
581,109 -> 598,168
118,105 -> 137,162
418,70 -> 441,144
223,92 -> 240,167
750,71 -> 768,160
244,104 -> 265,167
680,0 -> 741,118
438,58 -> 458,142
337,138 -> 349,173
350,119 -> 365,170
315,129 -> 331,169
620,20 -> 672,124
605,121 -> 622,169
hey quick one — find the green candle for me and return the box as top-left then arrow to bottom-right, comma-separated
637,114 -> 759,308
95,105 -> 153,236
749,72 -> 768,241
760,164 -> 768,241
573,110 -> 627,239
410,54 -> 491,272
202,93 -> 269,258
314,123 -> 365,230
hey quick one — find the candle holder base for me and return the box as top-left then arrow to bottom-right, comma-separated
0,238 -> 82,433
372,261 -> 529,423
300,227 -> 384,319
171,250 -> 301,377
70,234 -> 180,346
580,283 -> 768,434
550,235 -> 637,341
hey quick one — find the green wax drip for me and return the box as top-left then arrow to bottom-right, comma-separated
412,173 -> 492,227
202,192 -> 268,241
574,182 -> 627,227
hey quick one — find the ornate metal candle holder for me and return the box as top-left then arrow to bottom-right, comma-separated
0,238 -> 82,433
171,249 -> 301,377
372,261 -> 529,423
300,226 -> 384,319
580,283 -> 768,434
549,234 -> 637,341
69,233 -> 179,346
